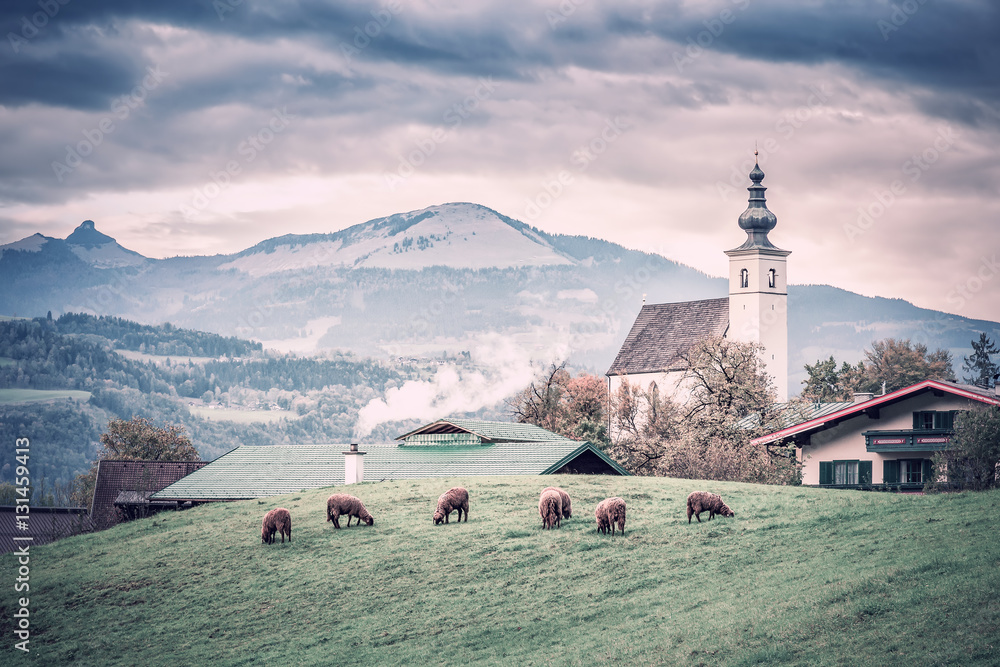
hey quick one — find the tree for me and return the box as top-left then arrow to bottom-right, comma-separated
608,378 -> 679,475
928,405 -> 1000,491
801,338 -> 954,399
508,364 -> 610,447
862,338 -> 953,393
962,333 -> 1000,388
608,337 -> 800,484
98,416 -> 201,461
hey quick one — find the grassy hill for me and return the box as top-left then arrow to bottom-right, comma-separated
4,476 -> 999,666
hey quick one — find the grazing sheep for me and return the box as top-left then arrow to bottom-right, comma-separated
542,486 -> 572,519
686,491 -> 735,524
433,487 -> 469,525
272,507 -> 291,543
326,493 -> 375,529
261,509 -> 277,544
539,489 -> 563,529
595,497 -> 626,536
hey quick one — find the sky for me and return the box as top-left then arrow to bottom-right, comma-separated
0,0 -> 998,322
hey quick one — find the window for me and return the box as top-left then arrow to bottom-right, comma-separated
884,459 -> 931,485
835,461 -> 858,485
740,268 -> 749,288
819,460 -> 872,485
768,268 -> 776,288
913,411 -> 957,430
901,459 -> 923,484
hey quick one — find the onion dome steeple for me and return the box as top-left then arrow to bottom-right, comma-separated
732,152 -> 782,251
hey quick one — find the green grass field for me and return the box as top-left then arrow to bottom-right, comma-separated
4,476 -> 999,666
0,388 -> 91,404
188,406 -> 297,423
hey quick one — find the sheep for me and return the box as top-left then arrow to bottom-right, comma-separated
261,509 -> 276,544
433,487 -> 469,525
261,507 -> 291,544
326,493 -> 375,529
595,497 -> 626,536
539,488 -> 563,529
541,486 -> 572,519
686,491 -> 735,524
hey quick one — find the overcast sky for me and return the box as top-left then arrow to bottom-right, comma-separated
1,0 -> 997,322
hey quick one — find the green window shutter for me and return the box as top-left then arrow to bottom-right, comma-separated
921,459 -> 932,483
819,461 -> 833,485
913,412 -> 920,429
859,460 -> 872,485
883,460 -> 899,484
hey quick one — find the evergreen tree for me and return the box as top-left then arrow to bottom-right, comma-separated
962,333 -> 1000,388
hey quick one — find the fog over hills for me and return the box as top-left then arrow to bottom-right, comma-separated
2,202 -> 997,390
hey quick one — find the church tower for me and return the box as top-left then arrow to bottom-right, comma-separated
724,156 -> 790,402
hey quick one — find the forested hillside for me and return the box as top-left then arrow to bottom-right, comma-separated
0,315 -> 445,487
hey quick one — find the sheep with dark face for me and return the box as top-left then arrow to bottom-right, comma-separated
595,497 -> 626,536
539,488 -> 563,529
326,493 -> 374,529
541,486 -> 571,519
261,507 -> 291,544
433,487 -> 469,525
686,491 -> 735,523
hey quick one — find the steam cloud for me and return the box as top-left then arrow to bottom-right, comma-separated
354,332 -> 570,438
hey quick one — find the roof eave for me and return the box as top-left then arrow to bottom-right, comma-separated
540,442 -> 631,476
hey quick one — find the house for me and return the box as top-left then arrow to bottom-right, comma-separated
90,460 -> 208,529
607,157 -> 790,417
752,380 -> 1000,489
0,506 -> 95,554
151,418 -> 628,503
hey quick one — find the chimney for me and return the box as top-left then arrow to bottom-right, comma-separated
853,392 -> 874,404
343,443 -> 366,485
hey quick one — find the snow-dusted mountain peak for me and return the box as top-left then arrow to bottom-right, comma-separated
219,202 -> 576,276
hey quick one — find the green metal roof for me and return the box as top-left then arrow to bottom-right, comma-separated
151,439 -> 628,502
395,419 -> 571,443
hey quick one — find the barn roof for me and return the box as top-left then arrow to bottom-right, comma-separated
152,422 -> 628,502
395,418 -> 571,443
606,298 -> 730,376
91,460 -> 207,529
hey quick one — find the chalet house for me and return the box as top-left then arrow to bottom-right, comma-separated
608,157 -> 790,421
753,380 -> 1000,489
151,419 -> 627,503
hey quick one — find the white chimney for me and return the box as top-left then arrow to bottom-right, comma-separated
853,392 -> 874,404
344,443 -> 366,485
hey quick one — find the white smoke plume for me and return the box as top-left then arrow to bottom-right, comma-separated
354,332 -> 570,438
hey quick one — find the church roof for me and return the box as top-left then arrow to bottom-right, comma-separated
606,297 -> 730,376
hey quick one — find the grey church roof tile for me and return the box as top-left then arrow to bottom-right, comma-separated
606,297 -> 730,376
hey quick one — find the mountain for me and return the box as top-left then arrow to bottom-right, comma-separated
2,203 -> 997,389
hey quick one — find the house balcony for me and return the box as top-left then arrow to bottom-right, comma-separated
863,429 -> 952,453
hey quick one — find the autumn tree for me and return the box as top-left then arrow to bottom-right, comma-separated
609,337 -> 800,484
508,363 -> 610,447
608,379 -> 679,475
71,416 -> 200,507
962,333 -> 1000,388
801,338 -> 954,400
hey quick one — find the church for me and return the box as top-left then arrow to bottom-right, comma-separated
607,157 -> 790,406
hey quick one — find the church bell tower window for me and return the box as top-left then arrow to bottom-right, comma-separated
768,268 -> 776,289
740,268 -> 749,288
